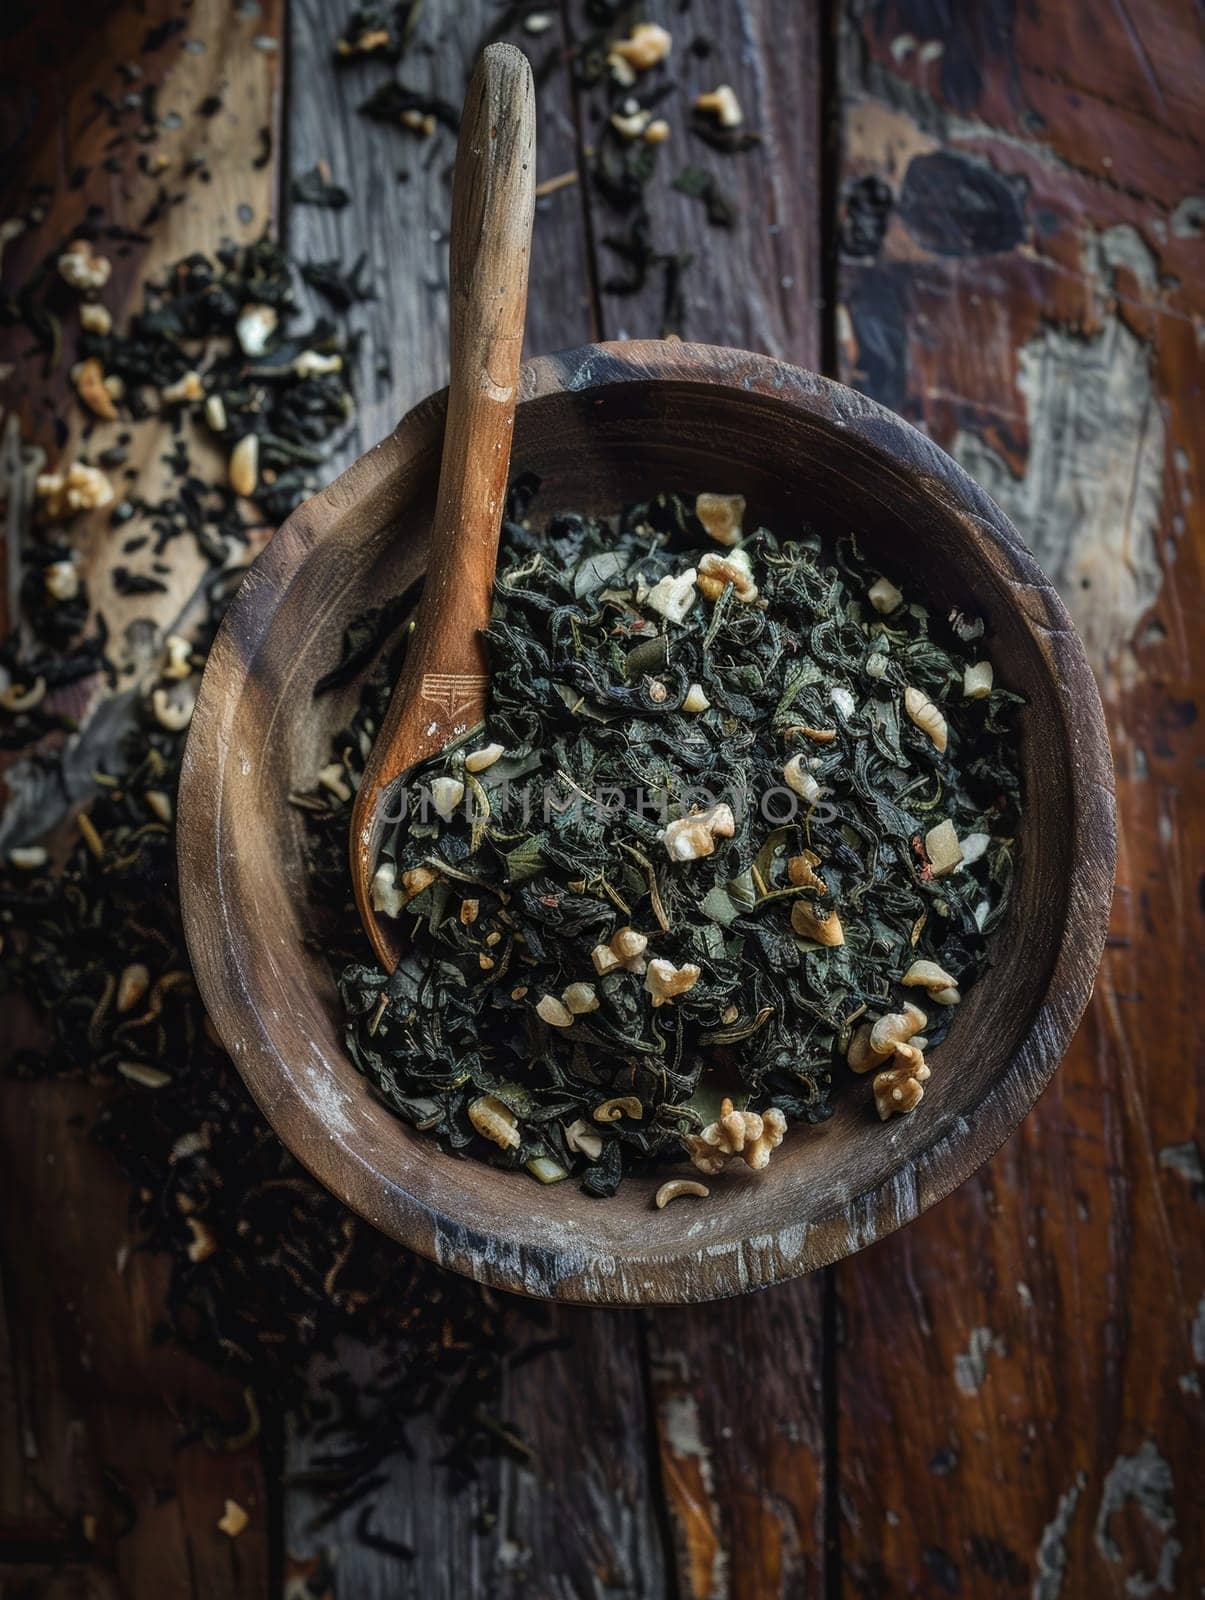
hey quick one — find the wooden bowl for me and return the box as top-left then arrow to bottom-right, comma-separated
178,342 -> 1115,1306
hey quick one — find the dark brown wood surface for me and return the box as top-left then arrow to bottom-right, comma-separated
1,3 -> 1201,1598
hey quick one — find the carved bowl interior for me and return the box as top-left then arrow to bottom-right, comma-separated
178,342 -> 1114,1305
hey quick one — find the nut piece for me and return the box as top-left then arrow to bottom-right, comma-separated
73,357 -> 118,420
371,862 -> 404,916
163,634 -> 194,679
162,370 -> 203,404
924,818 -> 963,878
465,741 -> 504,773
150,685 -> 196,731
564,1117 -> 603,1160
682,682 -> 711,714
660,802 -> 735,862
644,567 -> 697,624
430,775 -> 465,819
235,302 -> 278,357
594,1096 -> 643,1122
293,349 -> 343,378
562,981 -> 600,1015
611,107 -> 651,141
787,849 -> 827,892
44,560 -> 79,602
36,463 -> 114,517
229,434 -> 259,497
683,1097 -> 787,1174
869,1003 -> 929,1057
469,1093 -> 521,1149
116,962 -> 150,1014
400,864 -> 440,901
847,1001 -> 927,1072
904,685 -> 948,753
790,899 -> 844,946
695,84 -> 743,127
695,492 -> 745,546
868,575 -> 903,614
644,118 -> 671,144
593,926 -> 649,976
655,1178 -> 710,1208
80,302 -> 112,335
58,240 -> 111,291
902,959 -> 957,995
536,994 -> 574,1028
644,957 -> 702,1006
610,20 -> 672,71
217,1500 -> 249,1539
0,677 -> 47,712
782,753 -> 821,805
873,1051 -> 931,1120
963,660 -> 994,699
696,549 -> 757,603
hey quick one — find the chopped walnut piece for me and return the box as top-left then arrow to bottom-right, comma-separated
58,240 -> 111,291
660,802 -> 735,861
592,928 -> 649,972
787,850 -> 827,892
873,1047 -> 931,1120
562,981 -> 600,1014
644,957 -> 701,1006
610,21 -> 672,71
644,567 -> 697,624
611,107 -> 652,141
162,370 -> 203,404
696,549 -> 757,603
564,1118 -> 603,1160
73,357 -> 118,420
683,1096 -> 788,1175
902,959 -> 957,995
229,433 -> 259,497
782,753 -> 821,805
963,660 -> 994,699
536,994 -> 574,1028
924,818 -> 963,877
655,1179 -> 710,1208
847,1002 -> 926,1072
791,899 -> 844,946
79,302 -> 112,335
903,685 -> 948,753
594,1096 -> 643,1122
868,575 -> 903,613
694,491 -> 745,545
469,1094 -> 520,1149
38,464 -> 112,518
217,1500 -> 249,1539
695,84 -> 743,127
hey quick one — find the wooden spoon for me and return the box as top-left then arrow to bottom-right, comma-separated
350,43 -> 535,968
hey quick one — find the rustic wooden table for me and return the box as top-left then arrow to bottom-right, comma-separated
1,2 -> 1200,1596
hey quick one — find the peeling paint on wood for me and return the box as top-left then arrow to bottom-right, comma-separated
1031,1472 -> 1086,1600
1093,1441 -> 1181,1595
952,313 -> 1166,677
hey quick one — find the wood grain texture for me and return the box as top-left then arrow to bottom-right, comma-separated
834,2 -> 1204,1593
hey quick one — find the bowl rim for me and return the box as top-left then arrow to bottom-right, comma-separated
178,339 -> 1116,1305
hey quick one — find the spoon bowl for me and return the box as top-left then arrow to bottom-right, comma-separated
178,341 -> 1114,1305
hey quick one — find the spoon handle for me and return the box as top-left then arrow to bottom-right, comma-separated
405,42 -> 536,721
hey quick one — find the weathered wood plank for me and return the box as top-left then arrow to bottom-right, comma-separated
568,0 -> 824,362
284,0 -> 594,472
0,2 -> 282,1593
279,6 -> 667,1595
834,3 -> 1203,1593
